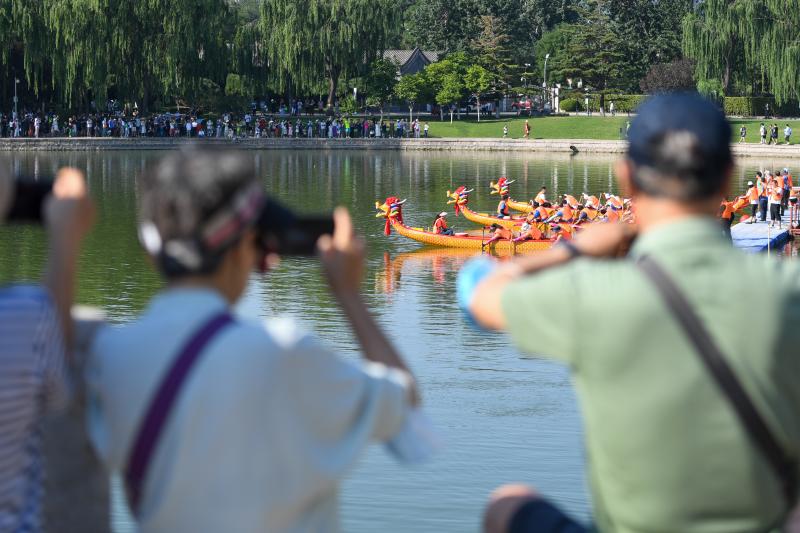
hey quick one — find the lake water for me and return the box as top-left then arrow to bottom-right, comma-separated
1,149 -> 797,532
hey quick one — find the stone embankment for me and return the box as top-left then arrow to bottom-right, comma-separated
1,137 -> 799,157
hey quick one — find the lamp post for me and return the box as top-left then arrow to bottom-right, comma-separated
543,53 -> 550,110
13,77 -> 19,120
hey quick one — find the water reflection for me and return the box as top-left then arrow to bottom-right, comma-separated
1,150 -> 799,532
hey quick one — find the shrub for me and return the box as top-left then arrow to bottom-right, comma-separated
560,98 -> 581,112
723,97 -> 799,117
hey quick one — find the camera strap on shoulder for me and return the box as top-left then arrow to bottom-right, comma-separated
124,311 -> 234,517
637,256 -> 798,509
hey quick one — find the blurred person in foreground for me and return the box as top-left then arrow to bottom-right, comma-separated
86,150 -> 426,532
0,167 -> 94,532
470,94 -> 800,532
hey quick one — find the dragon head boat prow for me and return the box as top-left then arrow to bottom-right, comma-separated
446,186 -> 472,215
375,196 -> 405,235
489,177 -> 514,196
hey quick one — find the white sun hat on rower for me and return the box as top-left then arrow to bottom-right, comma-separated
438,212 -> 448,217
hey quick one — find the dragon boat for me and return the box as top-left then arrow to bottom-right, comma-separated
376,196 -> 554,252
489,178 -> 534,213
446,186 -> 528,230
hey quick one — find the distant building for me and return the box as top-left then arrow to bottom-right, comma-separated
382,47 -> 441,76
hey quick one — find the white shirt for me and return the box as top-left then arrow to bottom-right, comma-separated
87,289 -> 411,533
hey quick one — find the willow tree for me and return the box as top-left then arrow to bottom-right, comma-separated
260,0 -> 402,108
0,1 -> 49,100
684,0 -> 800,103
682,0 -> 742,96
104,0 -> 233,111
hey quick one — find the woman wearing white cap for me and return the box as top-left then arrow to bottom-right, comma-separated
433,212 -> 454,235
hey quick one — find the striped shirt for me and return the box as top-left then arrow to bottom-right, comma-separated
0,286 -> 68,533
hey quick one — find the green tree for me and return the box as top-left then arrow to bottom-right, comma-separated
403,0 -> 479,52
423,51 -> 470,119
682,0 -> 742,96
464,64 -> 492,121
363,59 -> 399,119
260,0 -> 401,109
549,2 -> 634,97
436,73 -> 465,122
471,15 -> 517,93
394,72 -> 429,123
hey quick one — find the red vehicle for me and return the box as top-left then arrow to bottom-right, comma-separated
511,98 -> 533,115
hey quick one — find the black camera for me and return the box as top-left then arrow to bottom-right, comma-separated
255,197 -> 334,256
1,178 -> 53,223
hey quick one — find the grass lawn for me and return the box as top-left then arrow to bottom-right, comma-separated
424,115 -> 800,144
427,116 -> 630,140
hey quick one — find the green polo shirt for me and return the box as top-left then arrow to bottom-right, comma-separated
502,217 -> 800,532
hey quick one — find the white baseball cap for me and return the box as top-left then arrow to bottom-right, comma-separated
438,212 -> 448,217
747,181 -> 754,186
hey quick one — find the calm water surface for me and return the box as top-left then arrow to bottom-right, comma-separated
1,150 -> 796,532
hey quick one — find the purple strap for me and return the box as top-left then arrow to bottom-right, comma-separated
124,312 -> 233,516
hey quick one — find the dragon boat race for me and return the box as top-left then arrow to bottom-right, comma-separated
0,149 -> 797,532
5,1 -> 800,532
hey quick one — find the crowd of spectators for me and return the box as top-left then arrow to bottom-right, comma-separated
0,100 -> 431,140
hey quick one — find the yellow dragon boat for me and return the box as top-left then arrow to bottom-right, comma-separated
445,187 -> 527,230
376,196 -> 553,252
489,178 -> 534,213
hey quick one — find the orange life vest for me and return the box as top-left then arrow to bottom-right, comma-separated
496,227 -> 512,239
732,196 -> 748,211
561,204 -> 574,222
498,200 -> 510,217
606,208 -> 621,223
771,186 -> 782,203
720,201 -> 734,219
564,195 -> 580,208
433,217 -> 448,233
758,180 -> 767,198
535,192 -> 547,205
748,186 -> 759,203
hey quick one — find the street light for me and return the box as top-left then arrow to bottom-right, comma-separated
13,77 -> 19,119
543,53 -> 550,109
543,53 -> 550,89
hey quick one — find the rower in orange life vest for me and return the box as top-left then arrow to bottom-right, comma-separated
513,213 -> 544,243
484,223 -> 512,246
529,201 -> 551,224
497,194 -> 511,219
546,199 -> 574,224
433,211 -> 455,235
534,186 -> 548,206
550,223 -> 573,242
575,202 -> 599,224
600,205 -> 621,223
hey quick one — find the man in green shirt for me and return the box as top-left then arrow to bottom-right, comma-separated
472,93 -> 800,533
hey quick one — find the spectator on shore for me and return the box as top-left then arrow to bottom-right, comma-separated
785,124 -> 792,145
86,150 -> 426,532
0,167 -> 94,532
739,124 -> 746,143
471,93 -> 800,533
760,122 -> 767,144
523,120 -> 530,139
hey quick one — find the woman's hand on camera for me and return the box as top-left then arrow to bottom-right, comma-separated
317,207 -> 365,296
